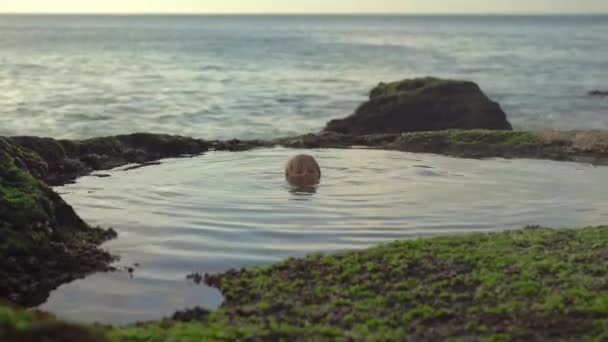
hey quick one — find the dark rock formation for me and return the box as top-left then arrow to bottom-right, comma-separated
208,138 -> 273,152
170,307 -> 210,322
324,77 -> 512,135
589,90 -> 608,97
10,133 -> 211,186
7,133 -> 275,186
272,131 -> 400,149
0,138 -> 116,307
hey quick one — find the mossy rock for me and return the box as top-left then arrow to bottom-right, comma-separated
0,139 -> 115,306
395,129 -> 546,149
324,77 -> 512,135
9,133 -> 210,185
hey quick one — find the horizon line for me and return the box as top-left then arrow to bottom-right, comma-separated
1,12 -> 607,16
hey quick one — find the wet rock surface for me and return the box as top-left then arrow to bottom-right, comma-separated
8,134 -> 274,186
324,77 -> 512,135
276,129 -> 608,166
10,133 -> 211,186
0,138 -> 117,307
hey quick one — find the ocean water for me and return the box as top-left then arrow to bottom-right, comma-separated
40,148 -> 608,324
1,15 -> 608,140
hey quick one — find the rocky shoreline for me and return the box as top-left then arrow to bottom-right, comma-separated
2,130 -> 608,340
1,77 -> 608,340
275,129 -> 608,166
3,226 -> 607,341
6,129 -> 608,190
0,137 -> 119,308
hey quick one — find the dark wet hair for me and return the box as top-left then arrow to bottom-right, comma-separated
285,154 -> 321,178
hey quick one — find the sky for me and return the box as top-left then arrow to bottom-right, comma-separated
1,0 -> 607,14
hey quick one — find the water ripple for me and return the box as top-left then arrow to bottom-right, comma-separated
39,147 -> 608,324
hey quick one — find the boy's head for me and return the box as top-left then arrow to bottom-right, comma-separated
285,154 -> 321,185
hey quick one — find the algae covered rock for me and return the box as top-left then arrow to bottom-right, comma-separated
10,133 -> 210,185
0,138 -> 115,306
324,77 -> 512,135
0,304 -> 110,342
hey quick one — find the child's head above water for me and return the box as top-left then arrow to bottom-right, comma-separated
285,154 -> 321,185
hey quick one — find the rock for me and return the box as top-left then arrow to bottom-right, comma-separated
170,306 -> 210,322
210,138 -> 272,152
0,138 -> 116,307
324,77 -> 512,135
272,131 -> 403,150
588,90 -> 608,97
186,272 -> 204,284
1,321 -> 111,342
9,133 -> 211,186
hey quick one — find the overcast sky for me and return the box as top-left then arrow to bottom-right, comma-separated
2,0 -> 607,14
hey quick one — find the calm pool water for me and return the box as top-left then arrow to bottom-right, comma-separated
40,147 -> 608,324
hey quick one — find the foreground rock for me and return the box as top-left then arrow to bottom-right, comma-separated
8,129 -> 608,190
0,138 -> 116,307
3,226 -> 606,340
324,77 -> 512,135
275,129 -> 608,166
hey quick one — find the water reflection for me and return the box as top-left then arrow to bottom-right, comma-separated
287,182 -> 318,197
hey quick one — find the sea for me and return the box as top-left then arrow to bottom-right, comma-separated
1,14 -> 607,140
1,15 -> 608,324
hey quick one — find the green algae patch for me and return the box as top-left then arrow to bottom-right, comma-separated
369,77 -> 467,99
398,129 -> 546,149
0,304 -> 110,342
107,226 -> 608,341
325,78 -> 512,135
388,129 -> 563,160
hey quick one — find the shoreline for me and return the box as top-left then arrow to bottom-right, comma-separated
2,226 -> 607,340
6,129 -> 608,188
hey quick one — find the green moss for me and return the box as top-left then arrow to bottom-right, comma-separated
1,226 -> 607,340
399,129 -> 546,149
0,146 -> 53,234
0,304 -> 39,331
370,77 -> 463,98
0,164 -> 44,211
1,138 -> 116,306
104,226 -> 608,340
0,304 -> 111,342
